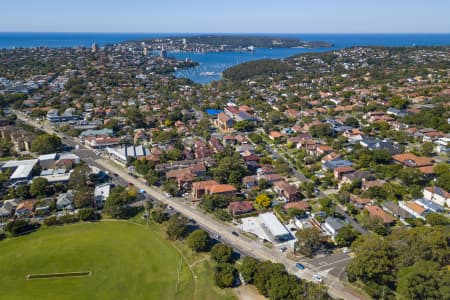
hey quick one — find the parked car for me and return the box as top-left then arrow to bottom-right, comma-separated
295,263 -> 305,270
342,247 -> 350,254
232,231 -> 239,236
280,246 -> 287,252
313,274 -> 323,283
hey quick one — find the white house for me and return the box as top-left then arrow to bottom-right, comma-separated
94,183 -> 113,208
423,186 -> 450,207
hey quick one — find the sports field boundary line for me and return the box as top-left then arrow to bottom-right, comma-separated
26,271 -> 91,280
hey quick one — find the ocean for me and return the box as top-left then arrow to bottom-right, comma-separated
0,33 -> 449,83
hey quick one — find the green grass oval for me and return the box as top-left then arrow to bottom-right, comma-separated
0,221 -> 195,300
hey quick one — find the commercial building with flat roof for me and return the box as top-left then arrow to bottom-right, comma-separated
258,212 -> 292,242
1,159 -> 38,183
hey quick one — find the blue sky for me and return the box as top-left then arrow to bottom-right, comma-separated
1,0 -> 449,33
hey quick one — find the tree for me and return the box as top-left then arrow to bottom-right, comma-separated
434,164 -> 450,191
295,227 -> 322,257
29,177 -> 48,197
30,134 -> 61,154
69,164 -> 90,189
78,208 -> 99,221
151,208 -> 168,223
234,120 -> 255,132
344,117 -> 359,127
211,244 -> 233,263
166,214 -> 188,240
203,194 -> 229,212
186,229 -> 210,252
214,263 -> 236,288
73,186 -> 93,208
425,212 -> 449,226
162,180 -> 178,196
421,142 -> 435,156
347,234 -> 395,298
15,184 -> 30,198
310,124 -> 334,138
239,256 -> 259,284
255,193 -> 271,208
104,186 -> 137,218
212,150 -> 247,185
390,96 -> 409,109
397,260 -> 445,300
335,226 -> 359,247
398,167 -> 423,185
254,261 -> 288,297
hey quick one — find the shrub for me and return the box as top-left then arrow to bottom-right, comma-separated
59,214 -> 79,224
78,208 -> 100,221
5,219 -> 39,236
44,216 -> 60,226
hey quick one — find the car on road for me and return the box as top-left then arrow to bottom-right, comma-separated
112,173 -> 119,177
279,246 -> 287,253
167,205 -> 173,210
313,274 -> 323,283
231,231 -> 239,236
295,263 -> 305,270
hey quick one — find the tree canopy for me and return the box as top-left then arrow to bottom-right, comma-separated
30,134 -> 61,154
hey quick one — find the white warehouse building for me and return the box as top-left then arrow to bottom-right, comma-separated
258,212 -> 292,242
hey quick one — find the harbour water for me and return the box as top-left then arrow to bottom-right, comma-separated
1,33 -> 449,84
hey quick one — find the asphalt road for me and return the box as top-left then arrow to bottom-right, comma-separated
14,111 -> 367,300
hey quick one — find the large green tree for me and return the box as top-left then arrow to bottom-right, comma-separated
397,260 -> 448,300
166,214 -> 188,240
335,226 -> 359,247
186,229 -> 210,252
30,134 -> 61,154
30,177 -> 48,197
295,227 -> 322,257
210,244 -> 233,263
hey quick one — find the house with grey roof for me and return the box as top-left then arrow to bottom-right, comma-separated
322,217 -> 346,238
56,191 -> 74,210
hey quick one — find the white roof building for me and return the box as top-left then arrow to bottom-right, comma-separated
258,212 -> 291,242
1,159 -> 38,182
106,145 -> 150,162
95,183 -> 113,208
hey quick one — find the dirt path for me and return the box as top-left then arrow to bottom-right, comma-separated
233,285 -> 267,300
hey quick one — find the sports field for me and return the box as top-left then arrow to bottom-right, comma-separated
0,221 -> 234,300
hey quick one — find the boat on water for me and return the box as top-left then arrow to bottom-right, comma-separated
200,71 -> 221,76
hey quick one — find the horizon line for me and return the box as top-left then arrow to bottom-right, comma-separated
1,31 -> 450,35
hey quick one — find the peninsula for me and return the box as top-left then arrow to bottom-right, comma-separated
132,35 -> 333,53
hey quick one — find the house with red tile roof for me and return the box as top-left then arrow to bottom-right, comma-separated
392,153 -> 434,174
228,201 -> 254,216
192,180 -> 219,200
365,205 -> 396,224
